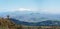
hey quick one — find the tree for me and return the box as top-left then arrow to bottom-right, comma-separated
7,15 -> 10,19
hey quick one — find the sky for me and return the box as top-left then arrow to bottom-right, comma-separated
0,0 -> 60,14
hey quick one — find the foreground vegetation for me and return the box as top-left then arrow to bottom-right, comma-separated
0,16 -> 60,29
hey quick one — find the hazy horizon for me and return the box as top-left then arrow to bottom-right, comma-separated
0,0 -> 60,14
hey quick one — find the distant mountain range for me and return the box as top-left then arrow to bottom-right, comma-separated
10,18 -> 60,26
0,11 -> 60,22
0,11 -> 60,26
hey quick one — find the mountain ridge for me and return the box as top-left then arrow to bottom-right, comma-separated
10,18 -> 60,26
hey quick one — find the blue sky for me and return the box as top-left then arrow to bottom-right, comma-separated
0,0 -> 60,14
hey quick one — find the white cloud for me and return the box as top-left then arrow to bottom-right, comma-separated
0,8 -> 60,14
0,8 -> 33,12
18,8 -> 32,11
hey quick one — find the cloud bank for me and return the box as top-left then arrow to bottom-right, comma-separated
0,8 -> 60,14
